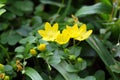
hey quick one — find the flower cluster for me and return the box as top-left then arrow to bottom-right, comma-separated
38,22 -> 92,44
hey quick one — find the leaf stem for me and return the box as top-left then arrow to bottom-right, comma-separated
57,0 -> 64,14
58,0 -> 72,21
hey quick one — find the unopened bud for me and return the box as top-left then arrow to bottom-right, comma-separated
38,44 -> 46,51
77,57 -> 83,62
4,76 -> 10,80
69,55 -> 76,60
30,49 -> 37,55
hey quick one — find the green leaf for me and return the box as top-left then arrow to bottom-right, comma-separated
75,60 -> 87,71
24,67 -> 43,80
15,46 -> 25,53
86,36 -> 115,67
19,36 -> 36,44
8,32 -> 22,45
0,4 -> 5,8
46,50 -> 61,64
51,61 -> 81,80
54,74 -> 65,80
94,70 -> 105,80
4,65 -> 14,75
7,6 -> 24,16
75,3 -> 112,17
15,54 -> 24,59
69,46 -> 81,57
110,61 -> 120,73
0,22 -> 9,31
0,44 -> 8,63
84,76 -> 96,80
31,16 -> 42,27
86,36 -> 118,80
100,0 -> 111,5
0,9 -> 6,15
2,12 -> 16,20
40,0 -> 65,7
1,31 -> 22,45
13,1 -> 33,12
17,25 -> 32,37
65,64 -> 79,72
114,45 -> 120,57
0,32 -> 9,44
0,0 -> 7,3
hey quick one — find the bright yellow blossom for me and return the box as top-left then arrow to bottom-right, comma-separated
55,29 -> 70,44
30,49 -> 37,55
66,24 -> 80,38
38,22 -> 60,41
38,44 -> 46,51
75,24 -> 92,41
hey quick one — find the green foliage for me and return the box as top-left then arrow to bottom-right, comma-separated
75,2 -> 112,17
24,67 -> 43,80
0,3 -> 6,15
0,0 -> 120,80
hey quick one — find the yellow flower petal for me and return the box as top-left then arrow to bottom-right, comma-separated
82,30 -> 92,40
38,30 -> 46,37
75,30 -> 92,41
53,23 -> 58,31
38,22 -> 60,41
55,29 -> 70,44
45,22 -> 51,30
66,24 -> 80,38
78,24 -> 86,35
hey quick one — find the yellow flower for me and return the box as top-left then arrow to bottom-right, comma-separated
30,49 -> 37,55
75,24 -> 92,41
38,44 -> 46,51
38,22 -> 60,41
66,24 -> 80,38
55,29 -> 70,44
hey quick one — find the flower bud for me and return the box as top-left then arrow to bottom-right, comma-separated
77,57 -> 83,62
0,73 -> 5,79
69,55 -> 76,60
4,76 -> 10,80
37,44 -> 46,51
30,49 -> 37,55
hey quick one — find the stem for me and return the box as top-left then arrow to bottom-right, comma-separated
109,0 -> 119,21
57,0 -> 64,14
73,39 -> 75,46
47,62 -> 52,80
0,44 -> 10,61
57,0 -> 72,21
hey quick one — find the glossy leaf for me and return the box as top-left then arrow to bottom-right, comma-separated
0,4 -> 5,8
69,46 -> 82,57
15,46 -> 25,53
40,0 -> 65,7
0,9 -> 6,15
51,61 -> 81,80
75,3 -> 112,17
13,1 -> 33,12
86,35 -> 115,66
24,67 -> 43,80
94,70 -> 105,80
